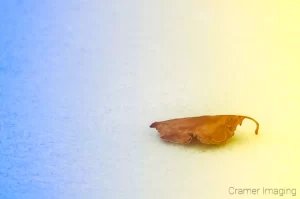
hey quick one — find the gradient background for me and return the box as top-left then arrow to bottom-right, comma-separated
0,1 -> 299,198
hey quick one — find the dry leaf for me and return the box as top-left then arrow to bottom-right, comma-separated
150,115 -> 259,145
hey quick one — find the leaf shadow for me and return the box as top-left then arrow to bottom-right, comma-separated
160,133 -> 248,152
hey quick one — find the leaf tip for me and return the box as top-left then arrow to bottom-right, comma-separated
150,122 -> 159,128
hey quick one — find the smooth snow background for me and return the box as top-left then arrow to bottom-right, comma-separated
0,1 -> 299,198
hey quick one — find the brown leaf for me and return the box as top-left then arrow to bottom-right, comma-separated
150,115 -> 259,145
